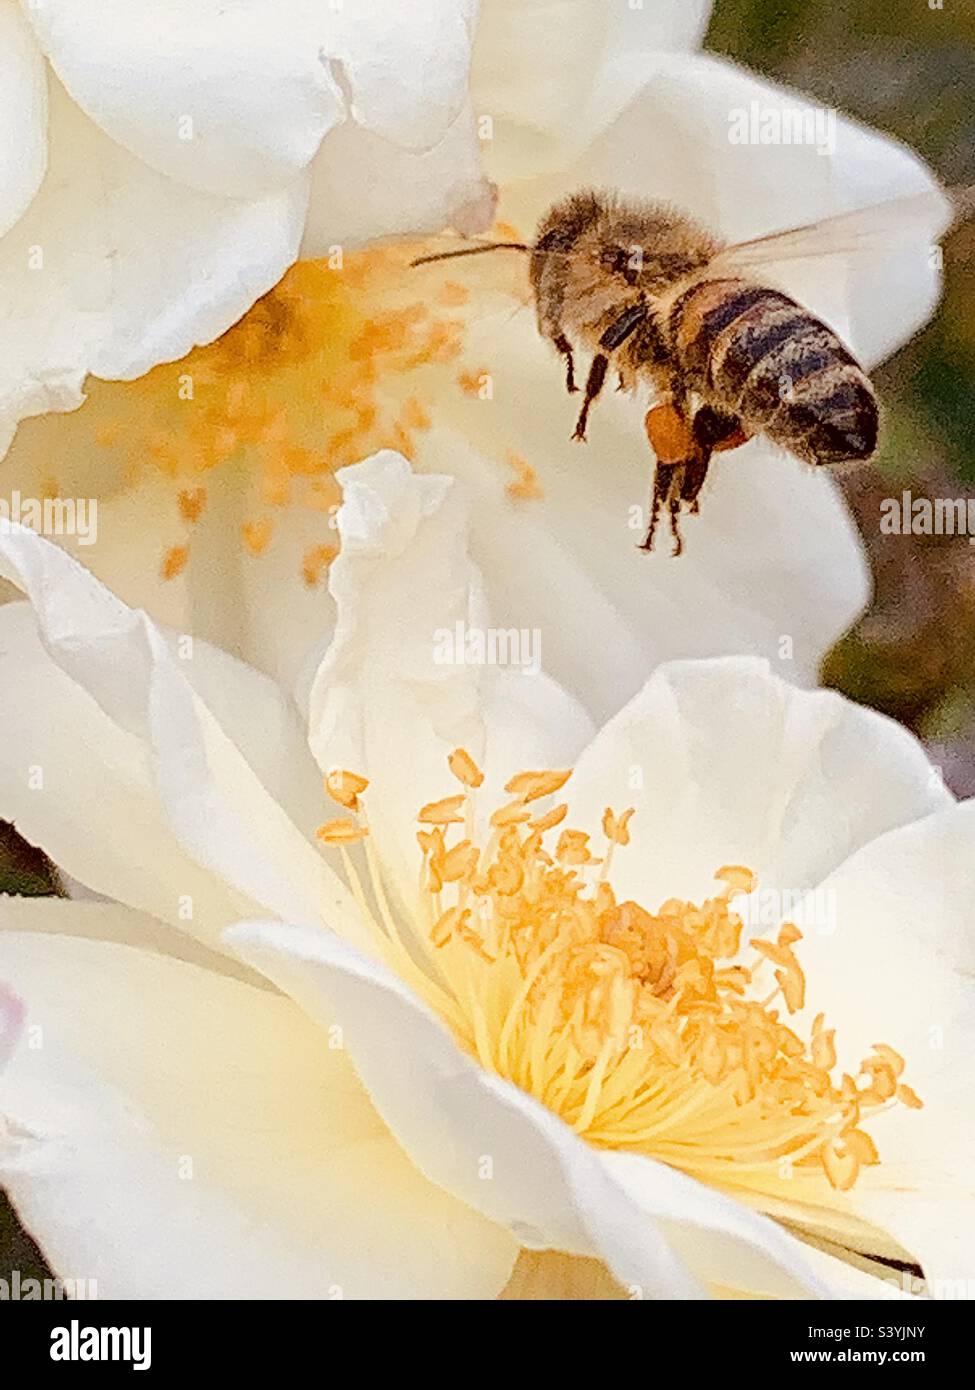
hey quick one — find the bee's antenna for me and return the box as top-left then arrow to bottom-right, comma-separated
410,241 -> 531,267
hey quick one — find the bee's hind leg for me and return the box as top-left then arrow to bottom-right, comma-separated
640,461 -> 680,553
668,477 -> 686,557
642,401 -> 700,554
687,406 -> 749,511
679,455 -> 710,516
671,407 -> 750,516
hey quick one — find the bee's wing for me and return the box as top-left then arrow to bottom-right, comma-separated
708,186 -> 971,275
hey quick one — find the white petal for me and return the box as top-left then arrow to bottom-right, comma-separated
773,802 -> 975,1293
0,601 -> 256,946
414,396 -> 868,725
0,530 -> 361,952
564,657 -> 952,908
0,916 -> 515,1298
229,916 -> 847,1299
307,452 -> 594,894
0,895 -> 261,985
179,639 -> 327,842
0,80 -> 307,458
0,3 -> 47,238
26,0 -> 479,196
0,982 -> 24,1069
301,104 -> 494,254
471,0 -> 712,182
598,1150 -> 915,1300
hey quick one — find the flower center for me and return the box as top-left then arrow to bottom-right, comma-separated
19,225 -> 536,586
317,752 -> 921,1202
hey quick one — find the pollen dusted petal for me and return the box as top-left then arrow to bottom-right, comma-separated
177,487 -> 207,524
161,545 -> 189,581
241,518 -> 274,556
302,544 -> 338,588
504,450 -> 544,501
61,239 -> 501,587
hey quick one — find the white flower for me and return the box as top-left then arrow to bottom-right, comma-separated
0,0 -> 491,454
0,0 -> 949,722
0,453 -> 971,1300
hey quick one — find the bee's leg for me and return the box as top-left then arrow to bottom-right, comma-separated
676,406 -> 749,514
573,304 -> 649,440
680,455 -> 710,514
669,472 -> 686,557
553,333 -> 578,393
692,406 -> 749,455
639,462 -> 679,553
572,353 -> 608,441
643,401 -> 701,554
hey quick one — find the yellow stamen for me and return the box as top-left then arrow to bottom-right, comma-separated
418,794 -> 467,825
310,757 -> 922,1219
531,803 -> 568,833
325,769 -> 370,811
602,807 -> 635,846
505,768 -> 572,803
448,747 -> 484,789
316,818 -> 368,846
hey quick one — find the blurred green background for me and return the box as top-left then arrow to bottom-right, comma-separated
2,0 -> 973,1287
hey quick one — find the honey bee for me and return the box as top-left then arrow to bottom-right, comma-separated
413,186 -> 967,554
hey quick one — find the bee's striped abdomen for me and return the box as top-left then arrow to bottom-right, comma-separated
668,277 -> 879,465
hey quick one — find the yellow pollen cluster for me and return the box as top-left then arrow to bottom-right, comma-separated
317,754 -> 921,1199
29,228 -> 539,586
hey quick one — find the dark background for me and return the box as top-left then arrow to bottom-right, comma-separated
2,0 -> 974,1286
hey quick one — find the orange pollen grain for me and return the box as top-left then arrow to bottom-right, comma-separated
161,545 -> 189,581
505,450 -> 544,501
302,543 -> 338,588
241,518 -> 274,556
177,487 -> 207,524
